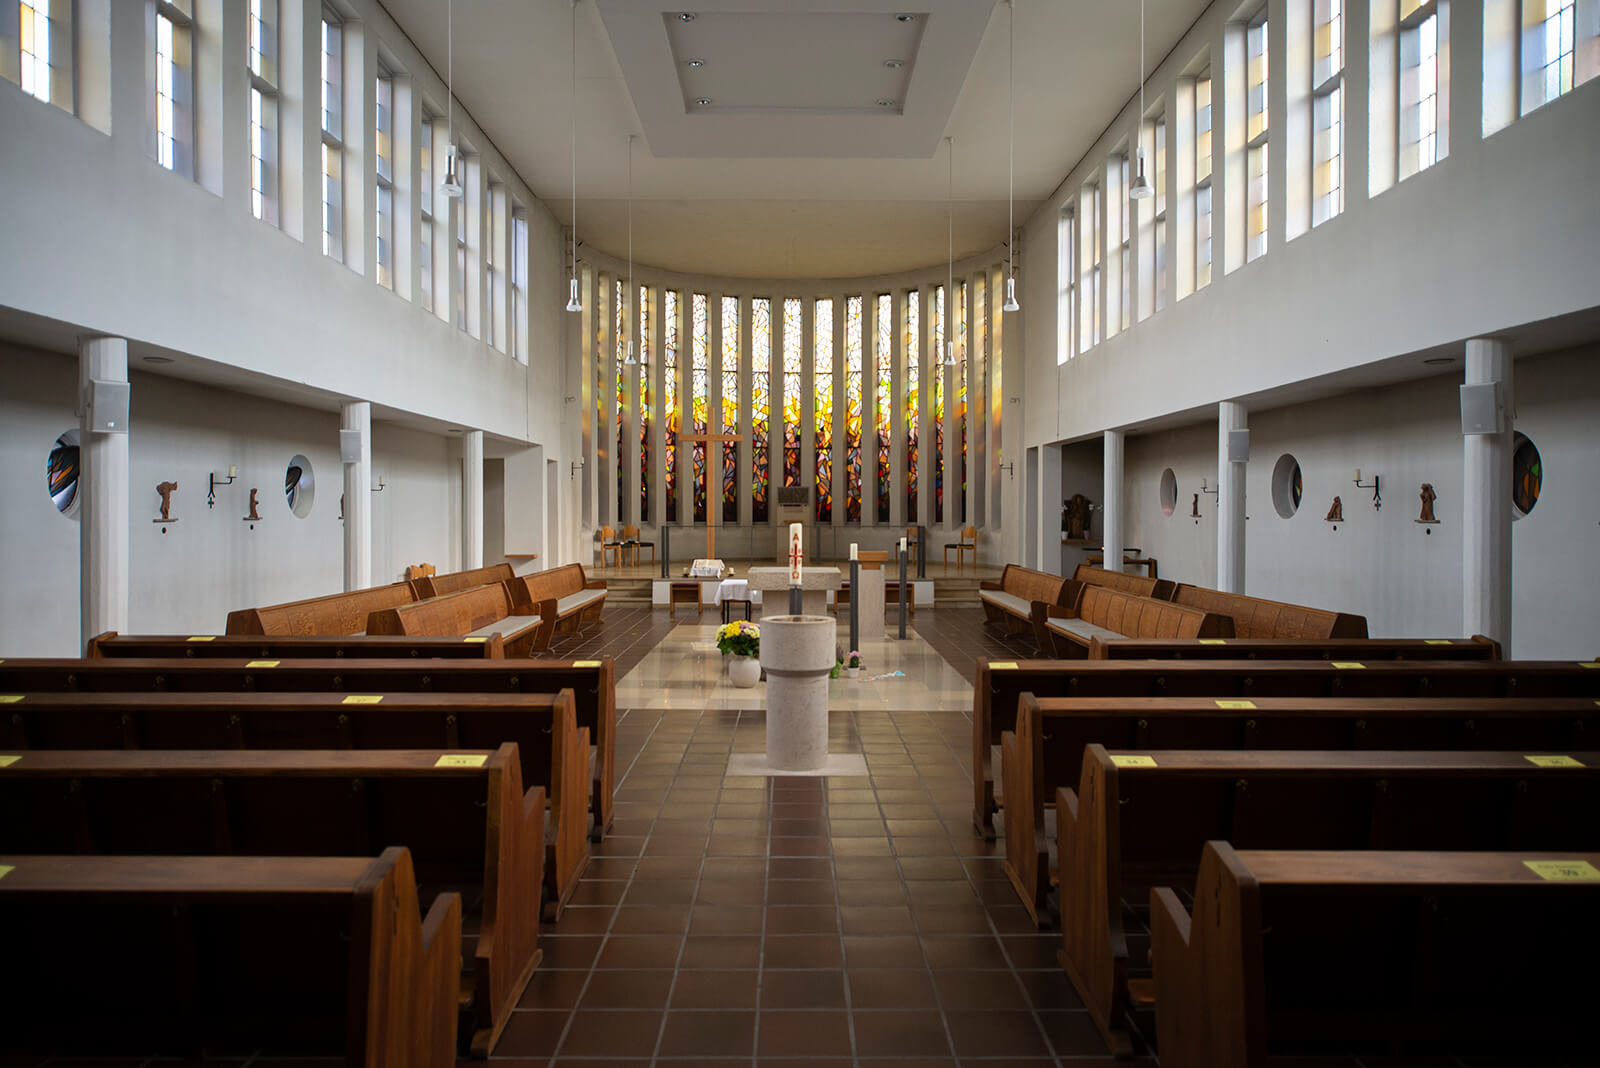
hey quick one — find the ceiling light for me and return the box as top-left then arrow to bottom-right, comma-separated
441,143 -> 464,197
884,59 -> 904,69
694,97 -> 713,106
679,11 -> 695,21
876,98 -> 897,108
895,13 -> 916,21
1128,0 -> 1151,208
441,0 -> 463,198
1129,152 -> 1154,199
566,0 -> 582,313
686,58 -> 705,68
1003,0 -> 1020,312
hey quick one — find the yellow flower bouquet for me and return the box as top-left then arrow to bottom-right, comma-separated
715,620 -> 760,657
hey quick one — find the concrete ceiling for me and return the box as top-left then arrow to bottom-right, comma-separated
378,0 -> 1214,279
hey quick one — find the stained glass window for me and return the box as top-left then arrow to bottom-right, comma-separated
875,294 -> 892,523
664,290 -> 679,523
844,297 -> 864,523
721,297 -> 740,522
639,284 -> 651,523
905,290 -> 920,522
933,284 -> 946,525
616,278 -> 626,524
814,298 -> 834,523
691,293 -> 709,523
783,298 -> 803,487
752,298 -> 772,523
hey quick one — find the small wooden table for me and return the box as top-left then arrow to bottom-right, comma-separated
669,582 -> 702,617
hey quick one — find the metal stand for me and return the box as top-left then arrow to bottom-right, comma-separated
789,586 -> 803,615
898,547 -> 908,639
917,524 -> 927,578
661,525 -> 670,578
848,559 -> 860,651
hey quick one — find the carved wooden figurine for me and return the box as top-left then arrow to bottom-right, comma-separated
155,481 -> 178,522
1417,483 -> 1438,524
1325,495 -> 1343,523
1190,492 -> 1201,519
245,488 -> 261,522
1063,494 -> 1093,540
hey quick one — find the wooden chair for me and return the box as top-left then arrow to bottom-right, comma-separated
944,525 -> 977,571
406,562 -> 437,581
904,525 -> 921,568
621,524 -> 654,566
598,525 -> 623,569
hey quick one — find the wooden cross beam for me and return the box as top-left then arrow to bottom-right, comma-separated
677,431 -> 745,561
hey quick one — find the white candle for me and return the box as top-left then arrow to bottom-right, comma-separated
1354,468 -> 1361,482
228,464 -> 236,478
849,543 -> 858,561
899,537 -> 907,553
788,523 -> 803,586
1201,477 -> 1207,490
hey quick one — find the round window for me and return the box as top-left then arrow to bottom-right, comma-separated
1159,468 -> 1178,518
1271,454 -> 1303,519
1511,432 -> 1541,520
47,429 -> 82,519
285,454 -> 316,518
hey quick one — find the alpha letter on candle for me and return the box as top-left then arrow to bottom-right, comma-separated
788,523 -> 803,586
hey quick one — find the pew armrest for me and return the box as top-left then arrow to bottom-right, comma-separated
584,579 -> 608,590
419,890 -> 464,1067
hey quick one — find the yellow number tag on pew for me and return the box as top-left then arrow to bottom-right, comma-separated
1331,661 -> 1365,669
1110,755 -> 1157,768
0,756 -> 20,768
1423,639 -> 1453,645
1524,755 -> 1585,768
1524,860 -> 1600,882
187,636 -> 216,642
573,660 -> 602,668
464,637 -> 488,643
1580,662 -> 1599,669
0,865 -> 12,881
1215,700 -> 1256,710
0,696 -> 22,704
989,662 -> 1018,670
246,660 -> 280,668
435,754 -> 488,768
1198,639 -> 1227,645
342,695 -> 383,705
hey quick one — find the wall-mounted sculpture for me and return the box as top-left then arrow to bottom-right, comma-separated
155,481 -> 179,525
245,488 -> 262,522
1416,483 -> 1438,524
1325,496 -> 1343,524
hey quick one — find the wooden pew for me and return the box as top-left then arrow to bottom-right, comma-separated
0,689 -> 590,921
1086,634 -> 1503,660
367,583 -> 551,656
0,655 -> 619,841
969,656 -> 1600,837
88,630 -> 507,659
509,564 -> 608,640
225,580 -> 420,636
1168,583 -> 1368,638
411,562 -> 517,600
1151,844 -> 1600,1067
1001,692 -> 1600,922
977,564 -> 1076,637
1053,744 -> 1600,1055
0,848 -> 459,1066
0,745 -> 544,1058
1066,563 -> 1175,603
1032,587 -> 1234,656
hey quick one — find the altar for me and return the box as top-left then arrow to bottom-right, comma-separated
746,566 -> 843,619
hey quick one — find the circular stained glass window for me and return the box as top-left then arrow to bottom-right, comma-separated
47,429 -> 81,519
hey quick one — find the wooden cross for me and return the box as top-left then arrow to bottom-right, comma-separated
677,431 -> 745,561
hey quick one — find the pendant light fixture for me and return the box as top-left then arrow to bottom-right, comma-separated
1129,0 -> 1154,200
944,136 -> 957,368
565,0 -> 583,313
1002,0 -> 1021,312
623,134 -> 637,366
440,0 -> 463,198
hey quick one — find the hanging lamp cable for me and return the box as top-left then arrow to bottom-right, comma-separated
566,0 -> 582,311
1004,0 -> 1020,310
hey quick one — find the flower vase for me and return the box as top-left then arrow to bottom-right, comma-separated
845,667 -> 860,680
728,654 -> 761,688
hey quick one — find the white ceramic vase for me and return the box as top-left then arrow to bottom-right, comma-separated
727,654 -> 761,688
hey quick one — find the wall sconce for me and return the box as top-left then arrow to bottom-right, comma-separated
570,459 -> 586,481
1199,476 -> 1219,497
998,462 -> 1015,481
371,476 -> 386,493
208,465 -> 236,510
1353,468 -> 1381,511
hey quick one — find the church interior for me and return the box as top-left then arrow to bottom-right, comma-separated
1,0 -> 1597,1063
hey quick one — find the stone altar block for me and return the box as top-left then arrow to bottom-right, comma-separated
748,566 -> 842,619
855,552 -> 888,640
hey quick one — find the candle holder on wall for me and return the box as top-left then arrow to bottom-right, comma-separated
1353,468 -> 1381,511
208,466 -> 237,510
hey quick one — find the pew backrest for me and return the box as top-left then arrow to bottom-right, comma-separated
225,580 -> 420,636
991,563 -> 1074,607
367,583 -> 519,638
87,631 -> 505,659
1086,634 -> 1502,660
1075,587 -> 1233,639
1070,563 -> 1175,602
1169,583 -> 1368,639
411,563 -> 516,601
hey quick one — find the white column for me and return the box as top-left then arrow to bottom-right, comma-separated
1217,401 -> 1248,594
889,290 -> 906,529
1102,430 -> 1125,575
647,285 -> 666,528
739,294 -> 754,528
862,295 -> 878,529
624,281 -> 642,528
1462,338 -> 1514,649
1038,443 -> 1063,576
341,400 -> 372,591
598,275 -> 616,527
463,429 -> 484,570
78,336 -> 130,649
832,295 -> 846,531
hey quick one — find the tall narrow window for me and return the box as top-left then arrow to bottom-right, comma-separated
249,1 -> 279,225
1057,209 -> 1076,364
691,293 -> 709,523
374,71 -> 394,285
752,298 -> 771,523
19,0 -> 71,108
419,113 -> 435,313
875,294 -> 892,523
814,298 -> 834,523
844,296 -> 864,523
1246,10 -> 1270,262
1116,155 -> 1131,332
1195,71 -> 1214,290
905,291 -> 921,522
664,289 -> 680,523
721,297 -> 740,523
1523,0 -> 1577,111
454,175 -> 468,330
1080,183 -> 1103,351
156,1 -> 195,177
320,10 -> 343,260
782,298 -> 802,487
486,182 -> 504,349
1153,116 -> 1168,311
1313,0 -> 1345,225
1400,0 -> 1441,178
932,285 -> 945,525
511,209 -> 529,362
640,284 -> 651,521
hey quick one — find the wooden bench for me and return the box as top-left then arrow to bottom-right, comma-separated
411,563 -> 516,600
0,656 -> 619,843
1052,744 -> 1600,1054
0,745 -> 546,1057
0,848 -> 459,1065
0,688 -> 590,921
1034,586 -> 1234,656
367,584 -> 550,657
978,564 -> 1074,637
225,580 -> 420,636
970,656 -> 1600,838
1066,563 -> 1175,603
1086,634 -> 1503,660
1000,692 -> 1600,924
509,563 -> 607,638
1151,844 -> 1600,1066
88,630 -> 508,659
1169,582 -> 1368,638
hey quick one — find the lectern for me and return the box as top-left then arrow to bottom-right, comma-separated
773,486 -> 809,562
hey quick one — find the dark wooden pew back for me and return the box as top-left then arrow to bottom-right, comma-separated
1085,634 -> 1503,659
87,631 -> 505,659
411,563 -> 516,600
224,580 -> 420,636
